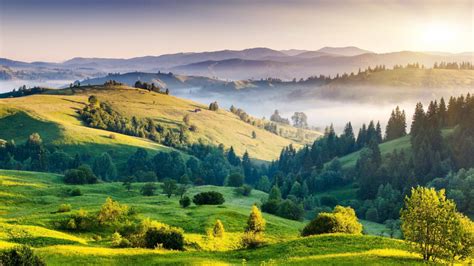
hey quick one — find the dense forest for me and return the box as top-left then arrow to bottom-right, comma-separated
261,93 -> 473,221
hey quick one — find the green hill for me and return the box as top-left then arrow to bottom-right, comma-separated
0,169 -> 426,265
0,85 -> 321,162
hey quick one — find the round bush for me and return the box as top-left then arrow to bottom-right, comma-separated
144,227 -> 184,250
193,191 -> 225,205
0,246 -> 45,266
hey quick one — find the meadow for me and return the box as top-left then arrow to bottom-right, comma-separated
0,85 -> 321,162
0,169 -> 429,265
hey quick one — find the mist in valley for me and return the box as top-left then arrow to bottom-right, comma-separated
174,85 -> 474,134
0,80 -> 74,93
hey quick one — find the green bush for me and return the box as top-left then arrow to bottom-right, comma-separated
141,183 -> 157,196
261,200 -> 280,214
179,196 -> 191,208
62,208 -> 96,231
69,188 -> 82,196
0,245 -> 45,266
302,205 -> 362,236
235,185 -> 252,196
144,226 -> 184,250
64,165 -> 98,184
193,191 -> 225,205
227,173 -> 244,187
58,203 -> 72,213
276,199 -> 304,221
240,232 -> 265,249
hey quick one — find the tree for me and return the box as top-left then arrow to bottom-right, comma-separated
64,165 -> 98,184
227,173 -> 244,187
92,153 -> 117,181
161,178 -> 178,198
141,182 -> 157,196
276,199 -> 304,221
251,131 -> 257,139
97,197 -> 129,225
213,219 -> 225,238
301,206 -> 362,236
400,187 -> 473,261
88,95 -> 99,106
226,146 -> 241,166
255,175 -> 271,192
0,246 -> 45,266
246,205 -> 266,233
122,176 -> 135,192
291,112 -> 308,128
179,196 -> 191,208
385,106 -> 407,141
209,101 -> 219,111
268,186 -> 282,201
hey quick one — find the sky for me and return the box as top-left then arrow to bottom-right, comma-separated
0,0 -> 472,62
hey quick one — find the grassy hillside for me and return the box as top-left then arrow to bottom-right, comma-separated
0,169 -> 428,265
0,85 -> 320,161
330,68 -> 474,88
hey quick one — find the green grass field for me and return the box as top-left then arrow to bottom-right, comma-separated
0,169 -> 433,265
0,85 -> 321,162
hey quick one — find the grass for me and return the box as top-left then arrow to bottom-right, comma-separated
0,169 -> 438,265
0,85 -> 321,161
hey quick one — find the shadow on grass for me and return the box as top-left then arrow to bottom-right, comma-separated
11,237 -> 82,247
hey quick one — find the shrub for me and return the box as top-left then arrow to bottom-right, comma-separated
193,191 -> 225,205
58,203 -> 72,213
235,185 -> 252,196
213,219 -> 225,238
179,196 -> 191,208
69,188 -> 82,196
189,124 -> 198,132
365,207 -> 379,222
144,226 -> 184,250
141,182 -> 157,196
0,246 -> 45,266
246,205 -> 266,233
97,197 -> 130,226
302,205 -> 362,236
64,165 -> 98,184
111,232 -> 123,247
63,208 -> 96,231
241,231 -> 265,249
261,200 -> 280,214
276,199 -> 304,221
227,173 -> 244,187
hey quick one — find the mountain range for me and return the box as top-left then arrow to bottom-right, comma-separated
1,47 -> 472,81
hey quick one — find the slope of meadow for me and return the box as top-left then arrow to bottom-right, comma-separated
0,169 -> 427,265
0,85 -> 320,161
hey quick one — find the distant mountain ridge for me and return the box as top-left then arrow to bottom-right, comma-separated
1,47 -> 472,81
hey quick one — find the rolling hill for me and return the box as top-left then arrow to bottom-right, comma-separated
0,169 -> 426,265
0,84 -> 321,162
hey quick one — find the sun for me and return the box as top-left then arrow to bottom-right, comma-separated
419,22 -> 458,50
